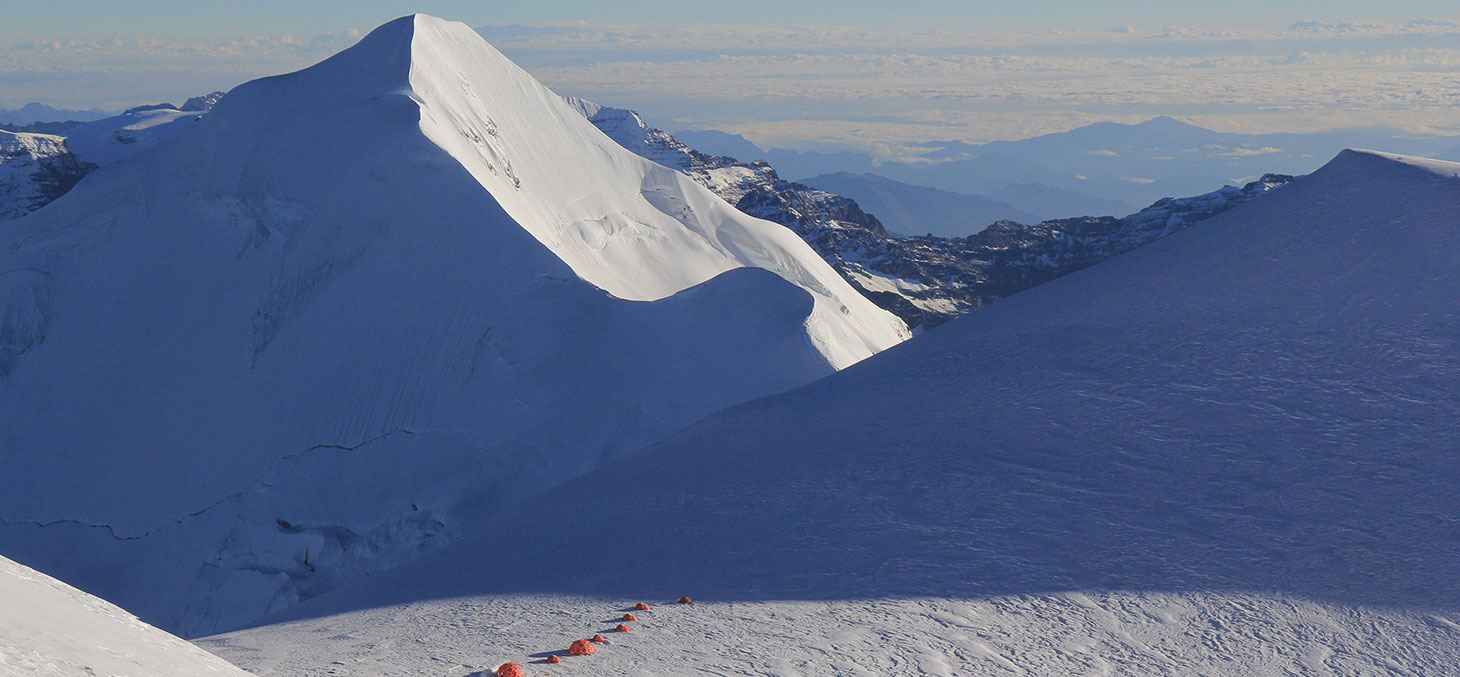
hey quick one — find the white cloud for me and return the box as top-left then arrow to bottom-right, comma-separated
1286,20 -> 1389,34
6,19 -> 1460,152
0,31 -> 359,109
1216,146 -> 1284,157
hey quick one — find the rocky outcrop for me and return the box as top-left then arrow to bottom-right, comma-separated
576,100 -> 1295,330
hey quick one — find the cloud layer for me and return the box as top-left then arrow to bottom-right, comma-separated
4,19 -> 1460,155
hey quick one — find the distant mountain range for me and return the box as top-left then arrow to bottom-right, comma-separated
0,102 -> 114,125
800,171 -> 1134,236
596,104 -> 1294,330
799,171 -> 1037,237
678,117 -> 1460,210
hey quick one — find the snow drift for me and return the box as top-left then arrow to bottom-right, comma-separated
0,14 -> 905,637
220,149 -> 1460,674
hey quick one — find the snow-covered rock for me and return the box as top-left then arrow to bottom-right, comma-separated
0,555 -> 250,676
0,131 -> 93,221
572,100 -> 1294,330
211,149 -> 1460,675
0,14 -> 906,637
1,104 -> 211,222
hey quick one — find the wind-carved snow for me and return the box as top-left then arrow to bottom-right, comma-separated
0,14 -> 905,638
209,149 -> 1460,675
0,556 -> 250,676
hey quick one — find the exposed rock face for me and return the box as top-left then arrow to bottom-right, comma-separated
0,131 -> 95,221
0,94 -> 224,223
575,100 -> 1295,330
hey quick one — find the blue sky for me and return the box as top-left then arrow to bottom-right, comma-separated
7,1 -> 1460,40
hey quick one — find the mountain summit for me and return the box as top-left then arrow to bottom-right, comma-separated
0,14 -> 905,636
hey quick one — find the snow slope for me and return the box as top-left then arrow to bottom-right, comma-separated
0,555 -> 251,677
0,98 -> 220,223
208,149 -> 1460,674
0,14 -> 904,638
61,107 -> 203,166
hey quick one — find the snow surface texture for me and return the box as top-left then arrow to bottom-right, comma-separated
0,555 -> 250,676
0,14 -> 905,638
209,149 -> 1460,675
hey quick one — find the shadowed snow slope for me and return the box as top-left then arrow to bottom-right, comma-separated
0,14 -> 904,637
217,149 -> 1460,674
0,555 -> 250,676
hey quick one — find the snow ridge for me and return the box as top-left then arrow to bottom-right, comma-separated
0,14 -> 902,638
404,15 -> 907,366
572,99 -> 1295,330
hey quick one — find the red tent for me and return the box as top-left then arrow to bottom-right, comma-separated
569,639 -> 597,656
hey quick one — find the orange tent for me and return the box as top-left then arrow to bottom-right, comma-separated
495,663 -> 524,677
569,639 -> 597,656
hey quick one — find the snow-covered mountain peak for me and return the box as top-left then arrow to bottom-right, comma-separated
0,14 -> 903,636
216,13 -> 906,365
1325,147 -> 1460,181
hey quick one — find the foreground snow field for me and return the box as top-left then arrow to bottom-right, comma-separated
205,149 -> 1460,675
0,556 -> 250,676
0,14 -> 904,637
204,593 -> 1457,676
